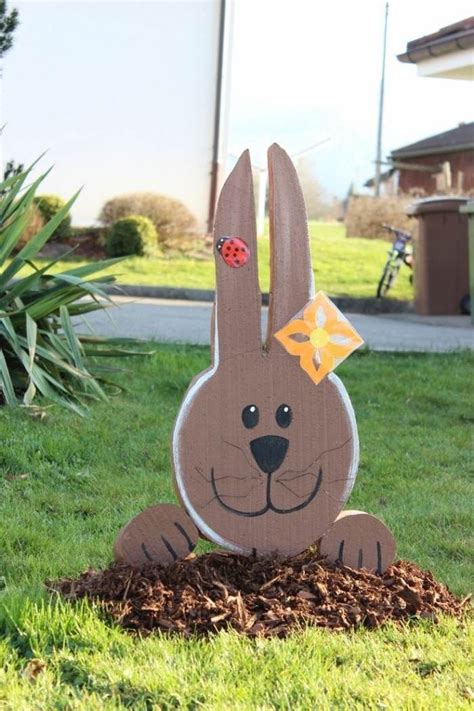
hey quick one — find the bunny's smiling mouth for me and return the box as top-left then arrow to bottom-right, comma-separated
209,466 -> 323,517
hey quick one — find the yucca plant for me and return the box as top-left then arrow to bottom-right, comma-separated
0,162 -> 132,415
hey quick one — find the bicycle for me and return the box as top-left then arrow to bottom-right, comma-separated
376,224 -> 413,299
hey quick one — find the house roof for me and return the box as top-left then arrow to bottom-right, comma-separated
364,168 -> 394,189
398,17 -> 474,64
391,122 -> 474,159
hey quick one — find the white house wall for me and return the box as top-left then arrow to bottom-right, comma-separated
3,1 -> 227,229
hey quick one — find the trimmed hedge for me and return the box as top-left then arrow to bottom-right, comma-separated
99,192 -> 197,251
106,215 -> 158,257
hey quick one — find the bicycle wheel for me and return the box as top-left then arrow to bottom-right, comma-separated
377,263 -> 394,298
377,258 -> 401,298
460,294 -> 471,315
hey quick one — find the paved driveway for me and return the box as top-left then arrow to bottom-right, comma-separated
76,297 -> 474,353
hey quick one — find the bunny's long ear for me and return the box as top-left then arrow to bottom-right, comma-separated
266,143 -> 314,348
213,150 -> 261,361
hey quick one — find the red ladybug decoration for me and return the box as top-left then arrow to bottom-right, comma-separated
216,236 -> 250,268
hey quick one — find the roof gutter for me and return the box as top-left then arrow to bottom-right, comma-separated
397,28 -> 474,64
207,0 -> 227,234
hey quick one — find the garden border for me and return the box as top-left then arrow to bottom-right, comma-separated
102,284 -> 413,314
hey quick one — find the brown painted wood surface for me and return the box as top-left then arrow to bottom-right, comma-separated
114,504 -> 199,567
213,149 -> 261,360
172,144 -> 361,556
320,511 -> 396,573
115,143 -> 396,569
266,144 -> 314,344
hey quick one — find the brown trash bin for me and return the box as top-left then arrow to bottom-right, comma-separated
406,197 -> 469,315
459,200 -> 474,323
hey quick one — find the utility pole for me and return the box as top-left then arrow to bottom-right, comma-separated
374,2 -> 389,198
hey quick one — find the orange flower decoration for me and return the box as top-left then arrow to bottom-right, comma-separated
274,291 -> 364,385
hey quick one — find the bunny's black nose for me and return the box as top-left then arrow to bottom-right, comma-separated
250,435 -> 289,474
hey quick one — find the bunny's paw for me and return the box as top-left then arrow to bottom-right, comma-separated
319,510 -> 395,574
114,503 -> 199,567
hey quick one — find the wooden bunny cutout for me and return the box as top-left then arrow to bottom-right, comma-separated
114,144 -> 396,572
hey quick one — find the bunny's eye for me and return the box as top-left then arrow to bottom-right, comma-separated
242,404 -> 259,429
276,404 -> 292,428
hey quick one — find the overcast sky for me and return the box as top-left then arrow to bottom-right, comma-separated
2,0 -> 473,224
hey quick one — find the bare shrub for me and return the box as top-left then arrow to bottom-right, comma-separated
295,157 -> 340,220
345,194 -> 419,240
98,192 -> 198,251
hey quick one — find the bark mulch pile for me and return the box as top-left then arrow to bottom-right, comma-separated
48,550 -> 470,638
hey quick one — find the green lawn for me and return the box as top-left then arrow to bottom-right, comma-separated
0,346 -> 472,708
20,222 -> 414,300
